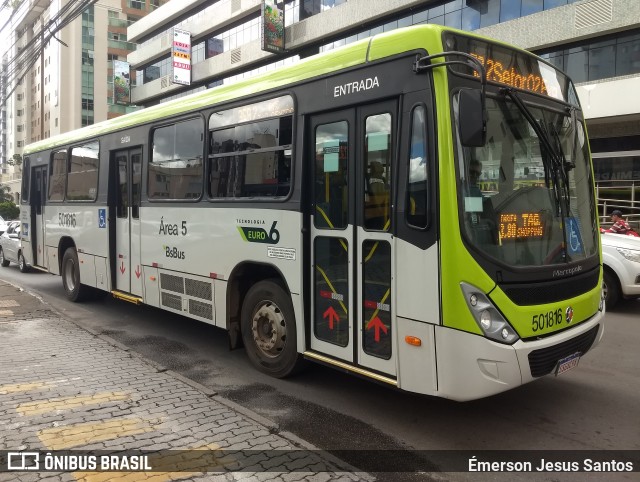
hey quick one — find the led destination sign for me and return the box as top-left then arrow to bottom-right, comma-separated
470,53 -> 549,96
499,213 -> 544,240
445,33 -> 569,102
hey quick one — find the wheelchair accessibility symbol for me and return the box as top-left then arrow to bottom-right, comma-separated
566,217 -> 583,255
98,209 -> 106,228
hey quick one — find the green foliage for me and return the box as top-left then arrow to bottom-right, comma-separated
8,153 -> 22,166
0,202 -> 19,220
0,185 -> 12,203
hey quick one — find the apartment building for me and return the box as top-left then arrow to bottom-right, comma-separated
128,0 -> 640,220
0,0 -> 165,202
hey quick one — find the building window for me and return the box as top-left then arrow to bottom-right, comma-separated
538,28 -> 640,83
128,0 -> 144,10
82,50 -> 94,65
82,98 -> 94,110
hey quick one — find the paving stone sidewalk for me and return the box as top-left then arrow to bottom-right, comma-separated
0,280 -> 371,482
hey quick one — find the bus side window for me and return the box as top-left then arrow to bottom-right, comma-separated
67,141 -> 99,201
314,121 -> 348,229
149,118 -> 204,200
49,150 -> 67,201
406,105 -> 428,228
364,113 -> 391,231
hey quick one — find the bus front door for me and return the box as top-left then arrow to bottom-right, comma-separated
113,148 -> 142,296
309,100 -> 397,379
31,166 -> 47,268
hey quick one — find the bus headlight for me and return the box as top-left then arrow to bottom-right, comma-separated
461,282 -> 519,345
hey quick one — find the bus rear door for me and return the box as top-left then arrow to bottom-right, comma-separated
30,165 -> 47,268
112,148 -> 143,296
308,100 -> 397,379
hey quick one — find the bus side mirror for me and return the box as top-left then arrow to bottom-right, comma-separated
459,89 -> 486,147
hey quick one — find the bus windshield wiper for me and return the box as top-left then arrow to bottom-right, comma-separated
548,121 -> 575,216
499,88 -> 565,210
500,88 -> 572,261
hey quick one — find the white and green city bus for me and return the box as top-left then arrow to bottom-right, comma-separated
19,25 -> 604,401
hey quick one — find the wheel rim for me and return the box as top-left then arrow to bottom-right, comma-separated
602,281 -> 609,302
19,254 -> 24,270
0,249 -> 4,264
64,258 -> 76,292
250,300 -> 287,358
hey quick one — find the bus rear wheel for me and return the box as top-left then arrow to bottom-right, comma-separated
241,279 -> 302,378
62,247 -> 90,302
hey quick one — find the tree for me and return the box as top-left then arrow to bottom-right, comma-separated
0,184 -> 12,203
0,202 -> 19,220
8,153 -> 22,168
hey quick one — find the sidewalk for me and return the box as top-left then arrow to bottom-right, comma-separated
0,280 -> 369,482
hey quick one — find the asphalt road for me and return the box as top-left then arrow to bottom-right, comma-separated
2,265 -> 639,481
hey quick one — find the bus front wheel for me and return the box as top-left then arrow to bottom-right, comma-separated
603,269 -> 621,309
241,279 -> 302,378
62,247 -> 90,302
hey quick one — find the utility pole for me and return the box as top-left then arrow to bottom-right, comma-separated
40,21 -> 44,141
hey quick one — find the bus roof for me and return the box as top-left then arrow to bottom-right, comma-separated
23,24 -> 560,155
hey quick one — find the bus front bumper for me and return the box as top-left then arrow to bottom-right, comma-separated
434,309 -> 605,402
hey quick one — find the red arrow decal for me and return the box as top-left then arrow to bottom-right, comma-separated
119,261 -> 126,275
135,265 -> 141,279
323,306 -> 340,330
366,316 -> 388,343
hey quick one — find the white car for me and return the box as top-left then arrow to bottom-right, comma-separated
601,232 -> 640,308
0,221 -> 30,273
0,215 -> 8,235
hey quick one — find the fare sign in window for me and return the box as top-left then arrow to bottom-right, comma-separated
499,212 -> 544,240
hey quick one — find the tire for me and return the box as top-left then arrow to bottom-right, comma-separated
18,251 -> 29,273
61,247 -> 90,302
0,247 -> 9,267
241,279 -> 303,378
603,269 -> 621,309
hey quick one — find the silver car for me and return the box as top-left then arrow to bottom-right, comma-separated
0,221 -> 30,272
602,232 -> 640,308
0,215 -> 8,235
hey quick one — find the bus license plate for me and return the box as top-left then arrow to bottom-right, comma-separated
555,352 -> 581,376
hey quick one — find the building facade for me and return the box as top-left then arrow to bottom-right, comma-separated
0,0 -> 165,202
127,0 -> 640,222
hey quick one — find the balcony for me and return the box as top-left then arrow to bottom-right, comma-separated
109,39 -> 138,51
109,17 -> 130,29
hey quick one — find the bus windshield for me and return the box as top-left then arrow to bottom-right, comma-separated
454,94 -> 598,268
